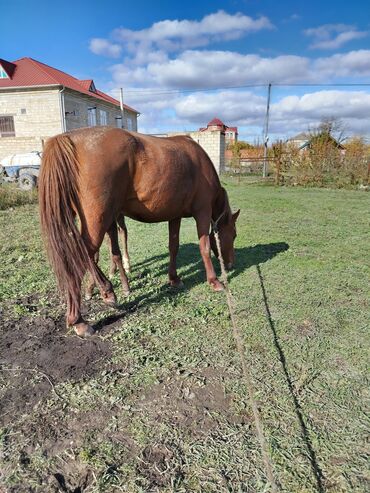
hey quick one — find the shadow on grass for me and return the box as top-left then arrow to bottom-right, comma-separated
256,264 -> 325,493
94,241 -> 289,331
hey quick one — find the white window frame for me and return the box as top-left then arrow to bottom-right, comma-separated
99,109 -> 107,126
88,107 -> 97,126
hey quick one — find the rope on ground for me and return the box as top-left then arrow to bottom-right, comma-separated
213,229 -> 279,493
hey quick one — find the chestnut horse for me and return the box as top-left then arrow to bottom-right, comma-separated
39,127 -> 239,337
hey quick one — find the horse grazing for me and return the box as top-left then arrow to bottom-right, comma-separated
39,127 -> 239,337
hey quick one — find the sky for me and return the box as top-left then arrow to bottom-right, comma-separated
2,0 -> 370,142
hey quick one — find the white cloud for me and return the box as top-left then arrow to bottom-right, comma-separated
90,11 -> 273,64
112,10 -> 273,53
122,88 -> 370,140
89,38 -> 122,58
314,50 -> 370,77
305,24 -> 368,50
109,49 -> 370,92
110,50 -> 313,89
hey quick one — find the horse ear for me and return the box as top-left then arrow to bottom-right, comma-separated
232,209 -> 240,222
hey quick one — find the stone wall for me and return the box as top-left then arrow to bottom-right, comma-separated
0,87 -> 62,160
64,90 -> 138,132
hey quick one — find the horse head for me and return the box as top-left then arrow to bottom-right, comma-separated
210,187 -> 240,270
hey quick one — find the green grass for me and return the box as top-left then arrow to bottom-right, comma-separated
0,177 -> 369,492
0,183 -> 37,211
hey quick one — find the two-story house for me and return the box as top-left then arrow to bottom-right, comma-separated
0,57 -> 139,159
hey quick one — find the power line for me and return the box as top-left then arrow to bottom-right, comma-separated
118,82 -> 370,97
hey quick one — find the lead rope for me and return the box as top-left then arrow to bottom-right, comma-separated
213,226 -> 279,492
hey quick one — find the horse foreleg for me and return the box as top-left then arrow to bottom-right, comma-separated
195,212 -> 224,292
107,222 -> 130,296
117,215 -> 131,273
168,218 -> 183,287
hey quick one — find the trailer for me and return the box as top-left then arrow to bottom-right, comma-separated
0,151 -> 42,190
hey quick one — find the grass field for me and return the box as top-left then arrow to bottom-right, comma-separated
0,178 -> 369,492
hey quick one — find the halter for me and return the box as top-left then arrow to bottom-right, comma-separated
211,210 -> 225,234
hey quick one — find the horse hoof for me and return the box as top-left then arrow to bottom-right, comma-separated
123,290 -> 131,297
210,280 -> 224,292
169,278 -> 184,288
74,323 -> 95,337
103,291 -> 117,307
85,293 -> 93,301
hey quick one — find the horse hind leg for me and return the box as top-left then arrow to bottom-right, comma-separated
85,251 -> 99,300
107,222 -> 130,296
81,221 -> 118,308
117,214 -> 131,273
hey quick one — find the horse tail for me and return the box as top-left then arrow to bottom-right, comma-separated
38,134 -> 92,305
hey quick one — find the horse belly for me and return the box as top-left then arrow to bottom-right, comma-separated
123,187 -> 193,223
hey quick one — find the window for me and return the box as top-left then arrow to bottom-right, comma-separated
87,107 -> 97,126
127,117 -> 133,131
100,110 -> 107,125
115,116 -> 122,128
0,66 -> 8,78
0,115 -> 15,137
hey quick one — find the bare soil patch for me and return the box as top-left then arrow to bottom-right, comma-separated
0,310 -> 111,426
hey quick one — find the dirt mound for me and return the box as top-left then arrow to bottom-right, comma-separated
0,314 -> 111,425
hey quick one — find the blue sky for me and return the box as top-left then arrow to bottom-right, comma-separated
2,0 -> 370,141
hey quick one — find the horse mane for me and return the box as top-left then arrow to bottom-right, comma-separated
213,186 -> 232,225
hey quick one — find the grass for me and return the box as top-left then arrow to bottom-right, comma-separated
0,183 -> 38,211
0,176 -> 369,492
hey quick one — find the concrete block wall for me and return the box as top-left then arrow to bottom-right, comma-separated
0,87 -> 62,160
64,90 -> 138,132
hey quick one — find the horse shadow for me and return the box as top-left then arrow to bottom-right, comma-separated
94,241 -> 289,331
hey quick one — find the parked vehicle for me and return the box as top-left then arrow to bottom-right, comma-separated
0,151 -> 42,190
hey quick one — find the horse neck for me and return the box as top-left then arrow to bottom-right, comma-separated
212,189 -> 232,224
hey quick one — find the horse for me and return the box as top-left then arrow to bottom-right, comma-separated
39,127 -> 240,337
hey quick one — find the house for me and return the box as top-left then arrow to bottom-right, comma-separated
286,132 -> 310,149
287,132 -> 345,153
0,57 -> 139,160
199,118 -> 238,144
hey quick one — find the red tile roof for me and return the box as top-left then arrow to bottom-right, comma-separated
0,57 -> 138,113
199,118 -> 238,134
208,117 -> 225,127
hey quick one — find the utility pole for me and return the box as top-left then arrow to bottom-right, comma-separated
119,88 -> 125,129
263,83 -> 272,178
